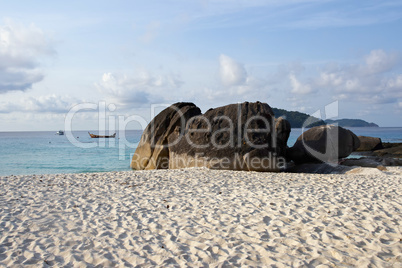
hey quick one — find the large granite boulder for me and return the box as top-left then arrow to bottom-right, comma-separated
288,125 -> 360,164
373,145 -> 402,158
168,102 -> 290,172
130,102 -> 201,170
356,136 -> 383,151
275,117 -> 291,158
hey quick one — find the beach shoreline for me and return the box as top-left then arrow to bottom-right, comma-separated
1,167 -> 401,267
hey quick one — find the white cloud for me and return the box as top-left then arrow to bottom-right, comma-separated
25,95 -> 78,113
94,55 -> 269,109
219,54 -> 247,86
344,78 -> 361,92
96,71 -> 184,106
319,71 -> 343,86
386,74 -> 402,90
363,49 -> 399,74
288,73 -> 313,94
314,49 -> 402,104
203,54 -> 272,103
0,94 -> 78,113
0,19 -> 55,93
317,51 -> 399,93
275,49 -> 402,113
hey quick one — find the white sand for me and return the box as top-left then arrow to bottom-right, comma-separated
0,167 -> 401,267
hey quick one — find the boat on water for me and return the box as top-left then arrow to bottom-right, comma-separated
56,130 -> 64,135
88,132 -> 116,138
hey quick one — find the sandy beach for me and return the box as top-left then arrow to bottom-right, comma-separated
0,167 -> 401,267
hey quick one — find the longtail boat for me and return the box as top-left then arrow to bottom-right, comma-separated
88,132 -> 116,138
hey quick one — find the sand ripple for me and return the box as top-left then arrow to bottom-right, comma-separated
0,167 -> 401,267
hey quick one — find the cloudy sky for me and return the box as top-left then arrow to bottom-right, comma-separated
1,0 -> 402,131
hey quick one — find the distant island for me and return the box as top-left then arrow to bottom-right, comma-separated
272,108 -> 325,128
325,119 -> 379,128
272,108 -> 379,128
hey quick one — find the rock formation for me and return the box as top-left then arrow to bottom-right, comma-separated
288,125 -> 360,164
168,102 -> 290,172
132,101 -> 291,172
275,117 -> 291,158
373,145 -> 402,158
356,136 -> 383,151
130,102 -> 201,170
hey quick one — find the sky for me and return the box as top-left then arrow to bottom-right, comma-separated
0,0 -> 402,131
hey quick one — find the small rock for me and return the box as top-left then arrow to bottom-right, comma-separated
356,136 -> 383,151
376,165 -> 387,171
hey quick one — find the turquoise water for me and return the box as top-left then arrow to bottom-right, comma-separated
0,128 -> 401,176
0,131 -> 142,176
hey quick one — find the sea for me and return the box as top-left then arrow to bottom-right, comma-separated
0,127 -> 401,176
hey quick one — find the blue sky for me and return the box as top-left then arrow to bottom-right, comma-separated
1,0 -> 402,130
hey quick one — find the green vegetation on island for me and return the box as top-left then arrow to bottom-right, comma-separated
325,119 -> 379,127
272,108 -> 325,128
